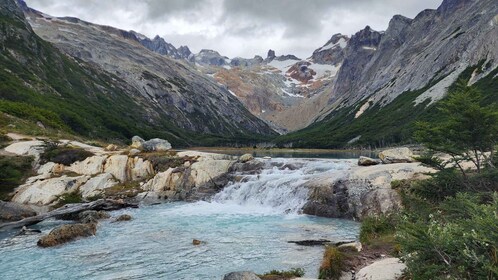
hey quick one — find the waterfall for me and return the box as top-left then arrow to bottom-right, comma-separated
212,158 -> 354,214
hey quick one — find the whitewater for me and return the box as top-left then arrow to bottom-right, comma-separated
0,158 -> 360,279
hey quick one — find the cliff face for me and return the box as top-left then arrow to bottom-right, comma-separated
330,0 -> 498,112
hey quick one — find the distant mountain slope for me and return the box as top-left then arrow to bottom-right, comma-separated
275,0 -> 498,148
0,0 -> 276,146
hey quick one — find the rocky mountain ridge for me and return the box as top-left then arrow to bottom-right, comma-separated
13,0 -> 276,143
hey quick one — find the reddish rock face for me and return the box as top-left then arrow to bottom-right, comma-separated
287,62 -> 316,84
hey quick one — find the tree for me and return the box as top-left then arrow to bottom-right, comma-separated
415,82 -> 498,176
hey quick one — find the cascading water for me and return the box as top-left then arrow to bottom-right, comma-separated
0,158 -> 359,280
212,158 -> 354,214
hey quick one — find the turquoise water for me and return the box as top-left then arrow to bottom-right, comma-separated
0,158 -> 360,279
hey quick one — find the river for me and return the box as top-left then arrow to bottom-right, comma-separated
0,157 -> 360,279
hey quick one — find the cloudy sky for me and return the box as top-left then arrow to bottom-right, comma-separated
25,0 -> 441,58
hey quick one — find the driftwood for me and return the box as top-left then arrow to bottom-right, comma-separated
0,199 -> 137,231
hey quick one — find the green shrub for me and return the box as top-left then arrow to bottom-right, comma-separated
359,214 -> 397,244
319,246 -> 350,280
398,193 -> 498,279
258,268 -> 305,279
0,155 -> 34,200
54,191 -> 83,208
40,143 -> 94,165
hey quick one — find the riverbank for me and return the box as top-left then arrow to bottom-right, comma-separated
0,135 -> 433,279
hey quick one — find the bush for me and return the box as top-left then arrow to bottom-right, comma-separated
54,191 -> 83,208
258,268 -> 305,279
319,246 -> 345,280
359,214 -> 397,244
0,155 -> 33,200
398,193 -> 498,280
40,143 -> 94,165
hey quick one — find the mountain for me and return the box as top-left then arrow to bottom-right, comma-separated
2,0 -> 276,146
277,0 -> 498,148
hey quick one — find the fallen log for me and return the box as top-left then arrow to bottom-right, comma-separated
0,199 -> 137,231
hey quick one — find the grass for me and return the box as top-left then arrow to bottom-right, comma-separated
54,191 -> 83,208
318,246 -> 358,280
258,268 -> 305,280
104,181 -> 142,198
0,155 -> 34,200
138,151 -> 195,172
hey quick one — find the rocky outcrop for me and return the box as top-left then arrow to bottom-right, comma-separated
142,138 -> 172,152
142,152 -> 236,201
223,272 -> 261,280
0,201 -> 36,222
303,163 -> 434,219
37,223 -> 97,247
358,156 -> 381,166
114,214 -> 132,222
239,154 -> 254,163
12,175 -> 90,205
378,147 -> 414,164
356,258 -> 406,280
78,210 -> 110,224
311,33 -> 349,65
79,173 -> 118,199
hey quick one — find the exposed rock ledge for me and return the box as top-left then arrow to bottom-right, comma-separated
3,138 -> 433,222
303,162 -> 434,220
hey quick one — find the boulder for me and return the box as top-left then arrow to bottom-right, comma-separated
239,153 -> 254,163
378,147 -> 414,164
67,155 -> 107,175
78,210 -> 110,223
79,173 -> 118,199
223,272 -> 262,280
142,138 -> 172,152
0,201 -> 37,222
129,157 -> 155,181
356,258 -> 406,280
359,189 -> 402,218
303,163 -> 434,220
129,149 -> 140,156
190,159 -> 235,187
12,175 -> 90,205
103,155 -> 129,182
37,223 -> 97,247
358,156 -> 381,166
130,136 -> 145,149
114,214 -> 132,222
105,144 -> 118,151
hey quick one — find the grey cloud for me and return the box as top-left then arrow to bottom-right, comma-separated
25,0 -> 442,58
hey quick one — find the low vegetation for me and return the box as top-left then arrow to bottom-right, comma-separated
0,155 -> 33,200
40,142 -> 94,165
54,191 -> 83,208
319,246 -> 358,280
275,63 -> 498,149
353,84 -> 498,279
258,268 -> 305,280
104,181 -> 142,199
138,151 -> 196,172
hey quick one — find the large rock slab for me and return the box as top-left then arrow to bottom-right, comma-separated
4,140 -> 45,163
79,173 -> 118,199
67,155 -> 107,175
303,163 -> 434,219
378,147 -> 414,164
356,258 -> 406,280
358,156 -> 381,166
12,175 -> 90,205
37,223 -> 97,247
103,155 -> 129,182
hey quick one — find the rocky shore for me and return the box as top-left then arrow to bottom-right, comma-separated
0,134 -> 433,279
